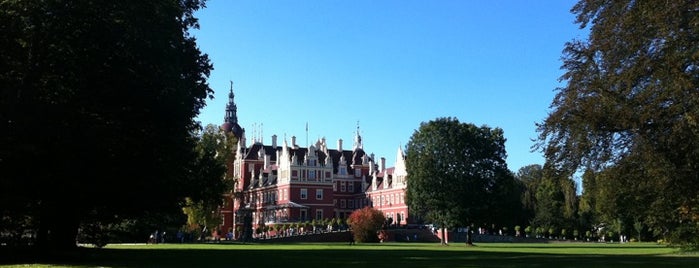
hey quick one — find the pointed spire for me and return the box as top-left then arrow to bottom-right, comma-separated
354,121 -> 363,150
224,81 -> 238,125
222,81 -> 244,138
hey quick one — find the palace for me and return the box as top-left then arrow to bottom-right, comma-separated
218,84 -> 410,239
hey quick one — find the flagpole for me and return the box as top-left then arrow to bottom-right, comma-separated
305,122 -> 309,147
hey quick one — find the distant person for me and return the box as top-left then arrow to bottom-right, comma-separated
177,230 -> 184,243
348,231 -> 355,245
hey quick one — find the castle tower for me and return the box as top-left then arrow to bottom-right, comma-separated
221,81 -> 244,139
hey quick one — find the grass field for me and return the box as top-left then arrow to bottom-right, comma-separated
1,242 -> 697,268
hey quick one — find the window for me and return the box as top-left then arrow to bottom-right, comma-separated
309,170 -> 316,180
300,188 -> 307,199
292,170 -> 298,178
348,199 -> 354,209
340,181 -> 346,192
354,168 -> 361,177
316,209 -> 323,220
310,159 -> 316,166
316,189 -> 323,200
325,172 -> 331,179
339,167 -> 347,175
300,209 -> 308,221
340,199 -> 346,208
333,182 -> 337,191
348,182 -> 354,193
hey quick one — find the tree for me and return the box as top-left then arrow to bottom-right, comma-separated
182,124 -> 235,232
536,0 -> 699,245
405,117 -> 513,244
1,0 -> 213,250
531,176 -> 564,235
517,164 -> 545,225
347,207 -> 385,243
577,169 -> 598,231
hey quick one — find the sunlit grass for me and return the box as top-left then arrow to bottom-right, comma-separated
1,242 -> 696,268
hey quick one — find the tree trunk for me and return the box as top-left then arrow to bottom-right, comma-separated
51,219 -> 79,249
466,229 -> 473,245
36,201 -> 79,251
440,225 -> 449,245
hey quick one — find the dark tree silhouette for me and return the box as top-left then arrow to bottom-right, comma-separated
1,0 -> 214,250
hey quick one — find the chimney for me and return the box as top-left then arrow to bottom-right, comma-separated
372,174 -> 378,190
380,157 -> 386,172
291,136 -> 297,148
272,134 -> 278,149
338,138 -> 343,151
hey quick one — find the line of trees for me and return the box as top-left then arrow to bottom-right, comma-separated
405,0 -> 698,247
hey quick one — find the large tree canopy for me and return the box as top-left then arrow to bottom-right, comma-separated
1,0 -> 214,249
536,0 -> 699,244
405,117 -> 516,242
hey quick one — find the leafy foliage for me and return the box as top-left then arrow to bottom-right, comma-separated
182,124 -> 235,231
0,0 -> 213,249
536,0 -> 699,245
347,207 -> 385,243
518,164 -> 544,221
405,117 -> 517,230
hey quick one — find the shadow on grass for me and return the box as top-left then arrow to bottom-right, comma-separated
1,245 -> 697,268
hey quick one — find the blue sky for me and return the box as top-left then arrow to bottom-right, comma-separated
193,0 -> 586,174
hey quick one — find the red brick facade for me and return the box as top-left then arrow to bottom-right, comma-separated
219,86 -> 410,239
219,133 -> 410,239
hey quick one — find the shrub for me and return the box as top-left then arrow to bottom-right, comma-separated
607,231 -> 615,242
347,207 -> 385,243
548,227 -> 556,239
535,227 -> 543,238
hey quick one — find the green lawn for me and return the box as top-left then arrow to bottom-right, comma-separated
1,242 -> 697,268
